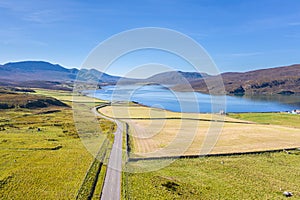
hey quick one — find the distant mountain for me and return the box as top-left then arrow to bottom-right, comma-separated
0,61 -> 207,86
0,61 -> 121,83
118,71 -> 208,85
144,71 -> 208,85
174,64 -> 300,95
2,61 -> 300,95
76,68 -> 121,83
0,61 -> 75,82
3,61 -> 69,72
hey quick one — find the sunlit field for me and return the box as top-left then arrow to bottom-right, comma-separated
123,150 -> 300,200
0,89 -> 115,199
99,104 -> 300,157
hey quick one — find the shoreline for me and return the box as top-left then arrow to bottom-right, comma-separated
88,85 -> 299,114
91,96 -> 289,115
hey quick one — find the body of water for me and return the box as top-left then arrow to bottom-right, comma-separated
88,85 -> 300,113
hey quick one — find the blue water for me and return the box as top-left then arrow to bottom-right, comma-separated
88,85 -> 300,113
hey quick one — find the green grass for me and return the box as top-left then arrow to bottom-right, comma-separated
123,150 -> 300,200
92,143 -> 113,200
0,91 -> 68,109
0,89 -> 115,199
35,89 -> 106,107
119,110 -> 300,199
0,107 -> 94,199
76,139 -> 110,200
229,112 -> 300,128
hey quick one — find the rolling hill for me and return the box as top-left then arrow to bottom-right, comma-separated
0,61 -> 208,88
0,87 -> 68,109
173,64 -> 300,95
1,61 -> 300,95
0,61 -> 121,90
143,71 -> 208,85
0,61 -> 121,83
117,71 -> 208,85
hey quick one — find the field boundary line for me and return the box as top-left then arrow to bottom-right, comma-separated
128,147 -> 300,162
76,139 -> 109,200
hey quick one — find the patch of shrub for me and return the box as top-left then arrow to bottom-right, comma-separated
0,93 -> 69,109
278,90 -> 295,95
162,181 -> 180,192
0,103 -> 14,109
229,86 -> 245,95
46,138 -> 58,141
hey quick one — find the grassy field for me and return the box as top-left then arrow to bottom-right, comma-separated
0,107 -> 93,199
127,119 -> 300,157
99,104 -> 300,157
99,103 -> 220,121
0,89 -> 115,199
0,87 -> 69,109
114,103 -> 300,199
123,150 -> 300,199
35,89 -> 106,107
2,90 -> 299,199
229,112 -> 300,129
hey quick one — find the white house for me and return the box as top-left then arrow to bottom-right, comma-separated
291,109 -> 300,114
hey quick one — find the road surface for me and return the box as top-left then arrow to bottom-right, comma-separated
92,106 -> 123,200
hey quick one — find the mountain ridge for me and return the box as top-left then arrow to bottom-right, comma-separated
1,61 -> 300,94
3,61 -> 69,72
0,61 -> 121,83
174,64 -> 300,95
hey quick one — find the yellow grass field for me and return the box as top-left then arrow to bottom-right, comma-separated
100,103 -> 217,120
99,104 -> 300,157
0,89 -> 113,199
0,107 -> 94,199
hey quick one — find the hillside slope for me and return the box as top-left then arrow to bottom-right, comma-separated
118,71 -> 208,85
1,61 -> 300,94
144,71 -> 208,85
0,87 -> 69,109
174,64 -> 300,95
0,61 -> 121,83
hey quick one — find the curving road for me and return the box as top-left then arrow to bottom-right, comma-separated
92,106 -> 123,200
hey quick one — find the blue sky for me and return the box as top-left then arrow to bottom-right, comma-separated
0,0 -> 300,77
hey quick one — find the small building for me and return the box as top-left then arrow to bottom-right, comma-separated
291,109 -> 300,114
219,110 -> 226,115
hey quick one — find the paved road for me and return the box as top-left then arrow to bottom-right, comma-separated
92,106 -> 123,200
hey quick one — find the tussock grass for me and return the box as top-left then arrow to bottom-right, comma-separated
124,150 -> 300,199
0,107 -> 94,199
0,89 -> 115,199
